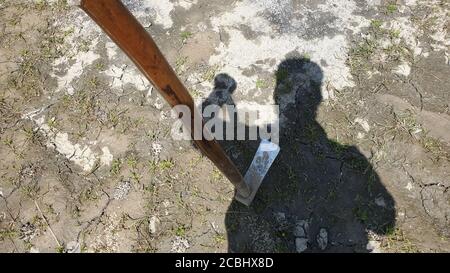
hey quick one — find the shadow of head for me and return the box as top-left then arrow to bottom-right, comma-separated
274,57 -> 323,124
221,57 -> 396,253
204,73 -> 237,109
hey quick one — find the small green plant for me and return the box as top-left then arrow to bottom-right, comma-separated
175,56 -> 188,74
370,19 -> 383,29
34,0 -> 49,10
353,206 -> 369,223
159,159 -> 175,170
189,89 -> 202,98
3,137 -> 14,150
382,227 -> 419,252
110,159 -> 122,175
131,170 -> 142,183
47,117 -> 58,129
275,68 -> 289,83
302,53 -> 311,61
180,31 -> 193,43
386,3 -> 397,14
127,156 -> 138,169
211,169 -> 223,181
329,140 -> 347,157
255,79 -> 268,89
88,76 -> 100,88
175,225 -> 187,237
149,160 -> 158,173
56,245 -> 65,253
389,29 -> 401,39
202,65 -> 218,82
421,136 -> 448,161
95,62 -> 105,71
214,234 -> 226,245
0,228 -> 18,240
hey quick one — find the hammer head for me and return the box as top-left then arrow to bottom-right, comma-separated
235,139 -> 280,206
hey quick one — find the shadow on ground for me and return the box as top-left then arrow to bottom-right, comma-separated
204,58 -> 396,253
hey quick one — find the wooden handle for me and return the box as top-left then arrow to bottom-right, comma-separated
80,0 -> 248,195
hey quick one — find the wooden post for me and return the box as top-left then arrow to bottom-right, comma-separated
80,0 -> 250,197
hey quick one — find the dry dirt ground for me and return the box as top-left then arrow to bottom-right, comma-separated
0,0 -> 449,253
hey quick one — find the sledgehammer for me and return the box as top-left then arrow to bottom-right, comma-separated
77,0 -> 280,205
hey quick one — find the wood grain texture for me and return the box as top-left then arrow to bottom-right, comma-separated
80,0 -> 248,195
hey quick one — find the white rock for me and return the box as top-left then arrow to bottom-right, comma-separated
394,63 -> 411,77
366,240 -> 382,253
295,238 -> 308,253
317,228 -> 328,250
294,221 -> 307,238
354,118 -> 371,133
66,241 -> 81,253
406,182 -> 414,191
149,216 -> 160,234
375,196 -> 386,207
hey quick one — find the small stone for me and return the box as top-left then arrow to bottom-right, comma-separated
149,216 -> 160,234
375,196 -> 386,207
294,225 -> 306,238
366,240 -> 382,253
317,228 -> 328,250
295,238 -> 308,253
66,241 -> 81,253
393,63 -> 411,77
294,220 -> 308,238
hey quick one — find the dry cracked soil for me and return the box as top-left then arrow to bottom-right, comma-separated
0,0 -> 449,253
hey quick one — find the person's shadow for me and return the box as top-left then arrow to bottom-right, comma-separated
204,58 -> 396,253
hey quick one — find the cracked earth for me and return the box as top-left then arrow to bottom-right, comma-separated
0,0 -> 449,252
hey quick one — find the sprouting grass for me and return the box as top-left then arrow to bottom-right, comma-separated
189,89 -> 202,99
353,205 -> 369,223
211,168 -> 223,181
159,159 -> 175,170
255,79 -> 269,89
370,19 -> 383,30
180,31 -> 193,43
347,36 -> 378,72
275,68 -> 289,83
386,3 -> 397,14
175,225 -> 187,237
175,56 -> 188,74
302,53 -> 311,61
329,140 -> 348,157
201,65 -> 218,82
389,29 -> 401,39
382,227 -> 419,253
421,136 -> 449,161
0,228 -> 18,241
110,159 -> 122,175
214,234 -> 226,245
56,245 -> 65,253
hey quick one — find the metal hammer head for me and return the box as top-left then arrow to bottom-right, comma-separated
235,139 -> 280,206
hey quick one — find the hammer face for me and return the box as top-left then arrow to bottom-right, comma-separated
235,139 -> 280,206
